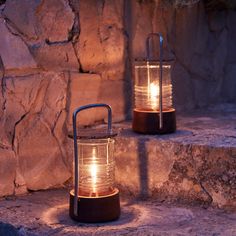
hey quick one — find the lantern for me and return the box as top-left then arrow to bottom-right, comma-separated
69,104 -> 120,223
132,33 -> 176,134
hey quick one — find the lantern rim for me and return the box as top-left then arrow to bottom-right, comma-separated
70,188 -> 119,199
134,58 -> 174,63
68,128 -> 117,140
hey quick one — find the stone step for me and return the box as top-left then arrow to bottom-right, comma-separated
112,105 -> 236,209
0,189 -> 235,235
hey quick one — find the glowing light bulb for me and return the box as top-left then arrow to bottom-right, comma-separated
90,164 -> 97,193
149,81 -> 159,110
91,148 -> 97,194
150,81 -> 159,98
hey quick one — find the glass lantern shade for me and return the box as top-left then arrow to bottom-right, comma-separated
134,61 -> 173,111
77,138 -> 115,197
69,104 -> 120,223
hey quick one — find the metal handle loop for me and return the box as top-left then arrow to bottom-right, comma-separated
72,103 -> 112,216
146,33 -> 163,130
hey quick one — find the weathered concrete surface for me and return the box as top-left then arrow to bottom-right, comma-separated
113,104 -> 236,209
0,188 -> 235,236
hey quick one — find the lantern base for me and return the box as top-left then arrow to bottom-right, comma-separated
69,188 -> 120,223
132,108 -> 176,134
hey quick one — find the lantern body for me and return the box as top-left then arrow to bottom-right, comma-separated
77,138 -> 115,197
69,104 -> 120,223
132,60 -> 176,134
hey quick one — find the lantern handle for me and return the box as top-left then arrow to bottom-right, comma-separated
146,33 -> 163,130
72,103 -> 113,216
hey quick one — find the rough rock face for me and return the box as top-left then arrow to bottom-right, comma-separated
0,0 -> 235,207
0,149 -> 16,196
77,0 -> 126,81
13,72 -> 71,191
67,73 -> 103,127
1,189 -> 236,236
114,106 -> 236,209
130,1 -> 236,109
0,18 -> 37,71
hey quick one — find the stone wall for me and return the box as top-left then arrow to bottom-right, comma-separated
129,0 -> 236,110
0,0 -> 235,196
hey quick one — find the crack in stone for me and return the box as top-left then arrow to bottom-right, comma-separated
67,0 -> 82,71
12,111 -> 30,193
12,112 -> 29,154
199,181 -> 213,207
0,56 -> 6,111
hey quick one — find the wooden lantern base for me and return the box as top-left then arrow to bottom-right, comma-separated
132,108 -> 176,134
69,188 -> 120,223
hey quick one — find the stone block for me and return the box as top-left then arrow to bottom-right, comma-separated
0,73 -> 42,148
76,0 -> 126,80
207,11 -> 226,32
3,0 -> 74,43
222,64 -> 236,102
114,106 -> 236,208
35,0 -> 74,43
0,18 -> 37,71
3,0 -> 40,40
131,1 -> 154,59
227,11 -> 236,63
30,42 -> 79,71
0,149 -> 16,196
0,71 -> 70,192
172,62 -> 195,111
98,79 -> 127,122
67,72 -> 102,127
16,114 -> 70,190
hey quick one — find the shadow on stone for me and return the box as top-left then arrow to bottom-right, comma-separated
0,221 -> 23,236
137,138 -> 149,199
42,203 -> 138,228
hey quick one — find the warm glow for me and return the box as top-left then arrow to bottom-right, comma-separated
91,148 -> 97,194
149,82 -> 159,109
150,82 -> 159,98
90,164 -> 97,193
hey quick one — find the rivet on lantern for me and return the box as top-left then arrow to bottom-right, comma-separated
132,33 -> 176,134
69,104 -> 120,223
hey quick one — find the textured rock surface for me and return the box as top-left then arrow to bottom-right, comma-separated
14,72 -> 71,191
0,149 -> 16,196
114,105 -> 236,209
67,72 -> 103,127
0,18 -> 37,71
0,72 -> 71,195
61,104 -> 236,209
3,0 -> 40,40
0,0 -> 235,208
30,42 -> 79,71
76,0 -> 126,81
35,0 -> 74,43
130,1 -> 236,109
0,189 -> 235,236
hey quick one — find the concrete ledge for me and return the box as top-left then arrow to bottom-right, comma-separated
0,189 -> 236,235
114,104 -> 236,209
